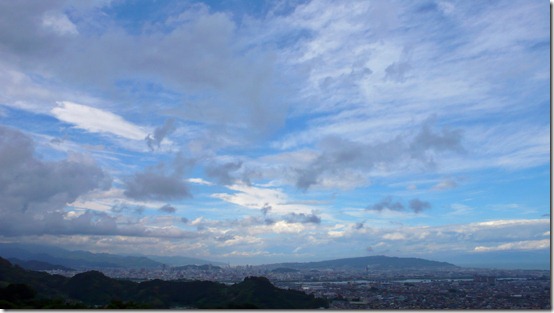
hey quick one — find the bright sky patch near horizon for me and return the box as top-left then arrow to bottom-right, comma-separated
0,0 -> 550,267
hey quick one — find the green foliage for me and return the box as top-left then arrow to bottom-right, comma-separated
0,257 -> 328,309
103,299 -> 153,309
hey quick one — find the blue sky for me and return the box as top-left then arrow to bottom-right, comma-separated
0,0 -> 550,267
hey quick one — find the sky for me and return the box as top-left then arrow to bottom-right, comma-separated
0,0 -> 550,267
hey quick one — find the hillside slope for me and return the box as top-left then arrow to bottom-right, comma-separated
0,257 -> 328,309
266,255 -> 457,270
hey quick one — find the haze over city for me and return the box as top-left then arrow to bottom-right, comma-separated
0,0 -> 549,269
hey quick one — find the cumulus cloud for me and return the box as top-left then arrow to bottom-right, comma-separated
367,196 -> 431,214
0,126 -> 116,236
368,196 -> 404,212
124,172 -> 191,201
408,199 -> 431,213
0,126 -> 111,212
159,204 -> 176,214
284,212 -> 321,224
409,120 -> 464,159
124,153 -> 192,201
272,220 -> 305,234
205,160 -> 243,185
145,118 -> 176,151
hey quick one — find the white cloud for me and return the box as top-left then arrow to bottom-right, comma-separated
42,11 -> 78,36
327,230 -> 345,238
187,177 -> 214,185
211,183 -> 319,214
217,235 -> 263,247
51,101 -> 148,140
474,239 -> 550,252
382,232 -> 407,240
272,221 -> 305,234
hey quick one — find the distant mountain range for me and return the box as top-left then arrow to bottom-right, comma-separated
263,255 -> 457,270
7,258 -> 75,271
0,243 -> 222,269
0,243 -> 456,271
146,255 -> 226,267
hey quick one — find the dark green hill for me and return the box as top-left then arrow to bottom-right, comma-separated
0,257 -> 328,309
227,276 -> 327,309
64,271 -> 136,305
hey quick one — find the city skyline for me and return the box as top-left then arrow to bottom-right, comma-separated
0,0 -> 549,267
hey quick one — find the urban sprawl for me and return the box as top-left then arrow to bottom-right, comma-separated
45,265 -> 550,309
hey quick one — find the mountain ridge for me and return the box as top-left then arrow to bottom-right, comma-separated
0,243 -> 220,269
262,255 -> 457,270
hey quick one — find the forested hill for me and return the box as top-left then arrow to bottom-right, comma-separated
0,257 -> 328,309
266,255 -> 457,270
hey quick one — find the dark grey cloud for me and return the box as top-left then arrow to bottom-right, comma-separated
145,118 -> 176,151
367,196 -> 431,214
295,168 -> 321,192
0,126 -> 111,214
409,121 -> 464,159
1,209 -> 134,237
367,196 -> 404,212
0,126 -> 123,236
124,171 -> 191,201
181,217 -> 189,224
159,204 -> 176,214
284,212 -> 321,224
261,203 -> 272,215
205,160 -> 243,185
295,119 -> 464,191
0,1 -> 67,60
353,221 -> 365,230
409,199 -> 431,213
124,152 -> 192,201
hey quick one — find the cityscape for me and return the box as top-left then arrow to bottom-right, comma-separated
20,254 -> 552,310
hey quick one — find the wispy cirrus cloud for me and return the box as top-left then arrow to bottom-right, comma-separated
474,239 -> 550,252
